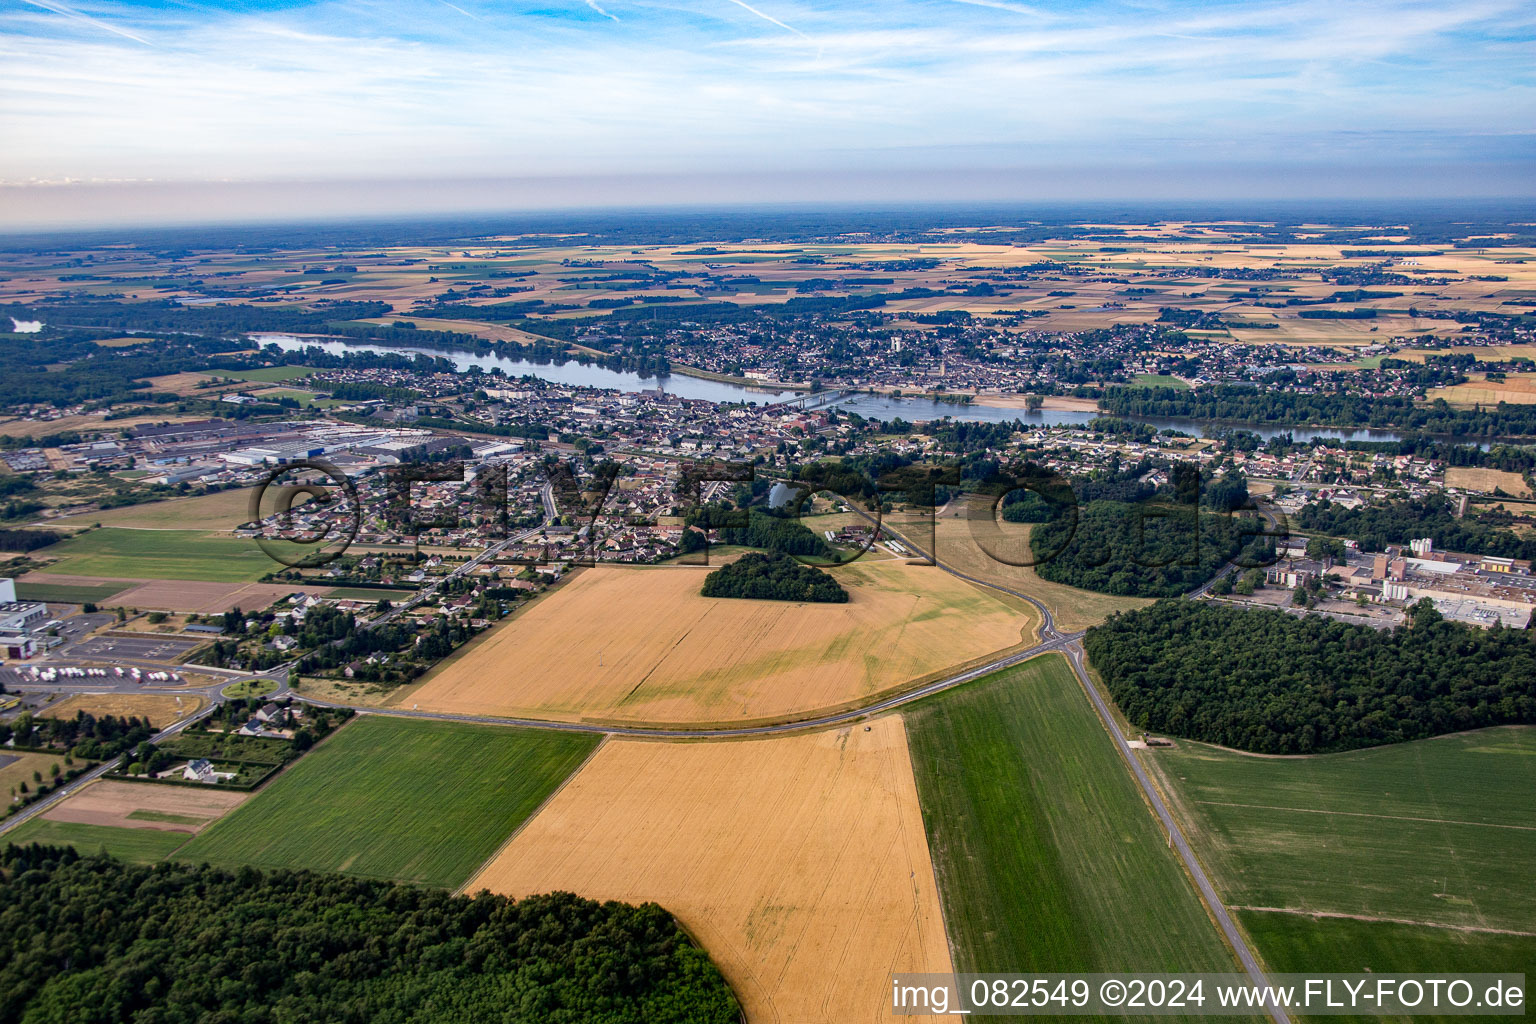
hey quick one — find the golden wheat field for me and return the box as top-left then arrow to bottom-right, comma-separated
400,560 -> 1035,726
466,717 -> 954,1024
886,503 -> 1152,634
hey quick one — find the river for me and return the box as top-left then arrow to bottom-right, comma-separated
257,334 -> 1411,445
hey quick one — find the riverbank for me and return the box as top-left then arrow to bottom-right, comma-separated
668,363 -> 808,393
971,394 -> 1101,412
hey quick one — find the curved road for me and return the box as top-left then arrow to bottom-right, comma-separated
0,500 -> 1286,1023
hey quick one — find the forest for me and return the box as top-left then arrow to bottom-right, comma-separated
1297,495 -> 1536,559
0,846 -> 740,1023
1100,384 -> 1536,436
1030,499 -> 1270,597
701,551 -> 849,602
1085,599 -> 1536,753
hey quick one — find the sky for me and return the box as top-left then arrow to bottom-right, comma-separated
2,0 -> 1534,226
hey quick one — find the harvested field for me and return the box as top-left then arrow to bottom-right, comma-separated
41,779 -> 245,833
888,501 -> 1153,633
403,559 -> 1035,726
109,579 -> 334,614
138,371 -> 239,397
468,717 -> 953,1024
0,413 -> 215,438
1444,466 -> 1533,497
43,693 -> 205,724
1428,380 -> 1536,406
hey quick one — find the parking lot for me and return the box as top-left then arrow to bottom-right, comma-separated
65,635 -> 203,664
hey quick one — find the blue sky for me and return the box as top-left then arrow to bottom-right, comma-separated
2,0 -> 1534,221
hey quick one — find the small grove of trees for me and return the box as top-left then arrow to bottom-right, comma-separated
0,711 -> 154,760
1085,599 -> 1536,753
701,551 -> 849,603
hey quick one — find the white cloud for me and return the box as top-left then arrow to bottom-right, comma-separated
0,0 -> 1531,184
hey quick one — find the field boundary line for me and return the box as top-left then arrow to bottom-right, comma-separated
1234,906 -> 1536,938
1196,800 -> 1536,832
455,733 -> 609,897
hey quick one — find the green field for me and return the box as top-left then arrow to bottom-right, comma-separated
174,716 -> 599,887
1146,727 -> 1536,933
198,365 -> 316,383
1130,373 -> 1192,389
905,654 -> 1243,977
1239,913 -> 1534,1024
14,581 -> 130,604
1242,911 -> 1534,974
5,817 -> 192,863
42,528 -> 276,582
323,586 -> 410,601
250,387 -> 324,406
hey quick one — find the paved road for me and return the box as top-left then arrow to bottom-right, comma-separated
0,696 -> 221,839
3,492 -> 1285,1021
298,629 -> 1085,738
844,503 -> 1286,1024
1059,641 -> 1289,1024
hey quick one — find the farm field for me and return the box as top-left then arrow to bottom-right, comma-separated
402,559 -> 1036,726
39,528 -> 276,582
905,654 -> 1242,976
37,779 -> 246,834
1130,373 -> 1191,388
197,365 -> 317,383
888,502 -> 1153,633
1428,379 -> 1536,406
1143,726 -> 1536,934
469,716 -> 953,1024
43,693 -> 204,723
1443,466 -> 1533,497
13,579 -> 130,604
109,578 -> 333,614
1239,914 -> 1535,1024
4,817 -> 194,863
175,716 -> 598,887
56,487 -> 258,530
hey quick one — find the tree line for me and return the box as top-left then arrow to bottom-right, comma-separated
1100,384 -> 1536,437
0,846 -> 740,1023
1084,599 -> 1536,753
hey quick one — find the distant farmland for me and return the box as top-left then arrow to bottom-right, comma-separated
905,654 -> 1241,975
175,716 -> 599,888
1145,726 -> 1536,934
